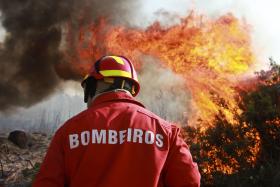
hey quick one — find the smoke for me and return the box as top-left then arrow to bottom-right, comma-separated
0,0 -> 139,111
137,56 -> 192,124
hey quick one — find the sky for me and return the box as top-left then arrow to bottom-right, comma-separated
0,0 -> 279,63
137,0 -> 280,64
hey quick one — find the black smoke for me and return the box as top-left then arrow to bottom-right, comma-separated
0,0 -> 139,111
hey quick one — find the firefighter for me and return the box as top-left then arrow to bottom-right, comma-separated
33,55 -> 201,187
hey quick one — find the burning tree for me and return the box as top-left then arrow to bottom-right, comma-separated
64,12 -> 280,186
1,1 -> 279,184
184,60 -> 280,186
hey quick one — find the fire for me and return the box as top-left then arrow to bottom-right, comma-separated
265,118 -> 280,140
183,119 -> 261,180
64,11 -> 280,183
200,122 -> 261,175
73,12 -> 255,126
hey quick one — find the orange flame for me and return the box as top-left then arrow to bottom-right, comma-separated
74,12 -> 255,126
200,122 -> 261,175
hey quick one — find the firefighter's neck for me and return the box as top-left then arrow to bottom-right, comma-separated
87,81 -> 132,108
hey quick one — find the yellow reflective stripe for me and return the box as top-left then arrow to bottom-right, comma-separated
108,56 -> 125,65
100,70 -> 131,78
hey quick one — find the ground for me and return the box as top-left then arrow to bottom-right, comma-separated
0,133 -> 50,187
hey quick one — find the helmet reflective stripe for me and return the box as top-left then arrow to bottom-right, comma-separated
108,56 -> 125,65
81,55 -> 140,98
99,70 -> 132,78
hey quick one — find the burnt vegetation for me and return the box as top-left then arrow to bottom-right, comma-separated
183,59 -> 280,187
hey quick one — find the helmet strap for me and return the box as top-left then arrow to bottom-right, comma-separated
101,78 -> 133,95
121,80 -> 125,89
131,85 -> 136,95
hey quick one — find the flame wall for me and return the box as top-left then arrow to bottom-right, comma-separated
73,13 -> 255,126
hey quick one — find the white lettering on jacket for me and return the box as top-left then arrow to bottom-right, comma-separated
69,128 -> 164,149
108,130 -> 118,144
69,134 -> 79,149
92,129 -> 106,144
155,134 -> 164,148
145,130 -> 155,144
81,131 -> 90,146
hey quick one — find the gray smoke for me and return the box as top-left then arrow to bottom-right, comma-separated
0,0 -> 139,111
138,56 -> 192,124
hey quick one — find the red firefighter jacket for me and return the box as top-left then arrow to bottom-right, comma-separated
33,91 -> 200,187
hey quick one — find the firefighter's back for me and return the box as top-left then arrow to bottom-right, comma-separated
33,92 -> 200,187
64,97 -> 171,187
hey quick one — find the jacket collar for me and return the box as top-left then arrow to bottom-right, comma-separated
90,91 -> 145,108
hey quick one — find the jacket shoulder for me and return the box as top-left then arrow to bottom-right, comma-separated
136,107 -> 179,133
60,109 -> 91,128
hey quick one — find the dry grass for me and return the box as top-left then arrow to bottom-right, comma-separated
0,132 -> 51,186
